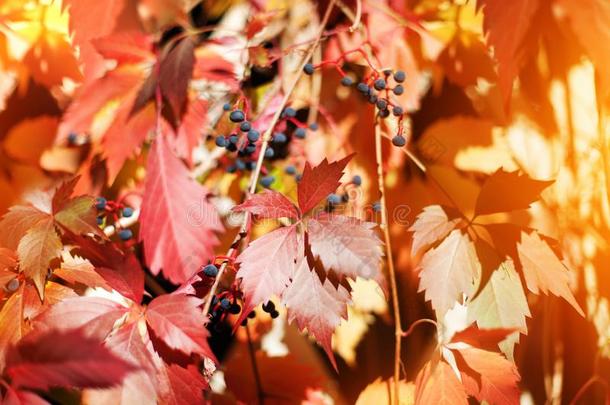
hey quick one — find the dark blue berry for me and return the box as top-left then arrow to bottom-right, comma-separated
393,85 -> 404,95
215,136 -> 227,147
379,109 -> 390,118
223,103 -> 232,111
309,122 -> 319,131
229,303 -> 241,314
352,175 -> 362,186
270,310 -> 279,319
374,78 -> 386,90
303,63 -> 314,75
229,110 -> 245,123
248,311 -> 256,318
376,99 -> 387,110
247,129 -> 260,142
273,132 -> 287,143
295,174 -> 302,182
118,229 -> 132,241
240,121 -> 251,132
341,76 -> 353,86
327,194 -> 341,205
212,296 -> 219,305
357,82 -> 369,93
285,165 -> 297,175
227,164 -> 237,173
220,298 -> 231,309
67,132 -> 78,145
294,128 -> 306,139
122,207 -> 133,217
393,70 -> 406,83
260,176 -> 275,188
236,159 -> 246,170
393,106 -> 404,116
264,147 -> 274,158
203,264 -> 218,277
246,161 -> 255,170
229,134 -> 239,144
246,144 -> 257,154
373,201 -> 382,212
95,197 -> 107,210
96,216 -> 103,225
226,143 -> 237,152
392,135 -> 406,147
368,94 -> 378,104
262,301 -> 275,313
283,107 -> 296,118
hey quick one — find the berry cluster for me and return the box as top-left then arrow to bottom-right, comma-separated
215,103 -> 319,180
95,197 -> 135,241
326,174 -> 362,208
303,50 -> 408,148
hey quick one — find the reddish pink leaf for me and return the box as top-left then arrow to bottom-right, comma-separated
2,386 -> 49,405
236,225 -> 302,315
84,322 -> 157,404
451,325 -> 517,353
159,364 -> 207,405
92,32 -> 154,65
63,0 -> 125,78
35,297 -> 128,340
297,155 -> 353,214
281,260 -> 350,369
5,329 -> 136,390
159,37 -> 196,118
145,294 -> 215,361
139,135 -> 223,284
233,190 -> 300,220
477,0 -> 540,104
307,213 -> 383,280
193,47 -> 237,88
456,347 -> 520,405
95,252 -> 145,303
173,98 -> 208,164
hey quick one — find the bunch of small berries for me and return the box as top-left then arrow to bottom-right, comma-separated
95,197 -> 135,242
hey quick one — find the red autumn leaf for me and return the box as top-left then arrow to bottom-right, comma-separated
474,169 -> 553,217
193,47 -> 237,88
476,0 -> 540,103
145,293 -> 215,361
306,213 -> 383,280
415,360 -> 468,405
17,218 -> 62,297
92,32 -> 155,65
409,205 -> 461,256
35,297 -> 128,340
172,98 -> 208,164
159,37 -> 196,119
233,189 -> 300,220
159,364 -> 208,405
517,231 -> 584,316
297,155 -> 353,214
2,386 -> 49,405
5,328 -> 136,390
95,252 -> 144,303
455,347 -> 520,405
139,135 -> 223,284
450,325 -> 517,353
281,260 -> 350,369
236,224 -> 302,315
417,230 -> 480,317
54,251 -> 110,291
83,322 -> 157,404
63,0 -> 126,78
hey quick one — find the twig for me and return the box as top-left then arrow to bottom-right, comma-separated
201,0 -> 338,318
375,122 -> 403,405
103,210 -> 140,237
402,318 -> 438,338
246,324 -> 265,405
569,375 -> 608,405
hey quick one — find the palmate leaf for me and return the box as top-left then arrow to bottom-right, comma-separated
297,154 -> 353,214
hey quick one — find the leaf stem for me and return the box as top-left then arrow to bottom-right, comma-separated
375,122 -> 403,405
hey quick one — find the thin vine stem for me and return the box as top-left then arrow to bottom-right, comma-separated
246,324 -> 265,404
375,122 -> 403,405
201,0 -> 338,319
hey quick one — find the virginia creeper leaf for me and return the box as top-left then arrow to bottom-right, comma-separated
297,155 -> 353,214
233,190 -> 300,220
